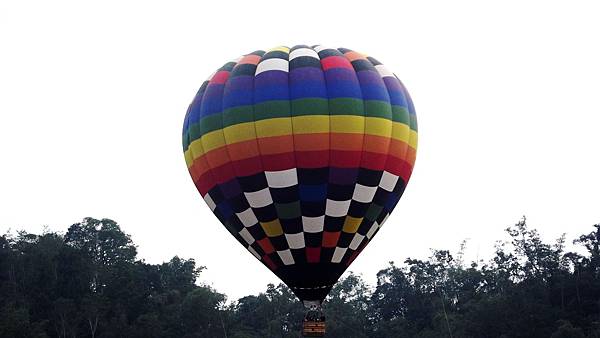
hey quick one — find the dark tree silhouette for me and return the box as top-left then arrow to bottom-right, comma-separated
1,217 -> 599,337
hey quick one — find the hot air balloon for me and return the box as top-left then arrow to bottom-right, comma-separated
182,45 -> 417,336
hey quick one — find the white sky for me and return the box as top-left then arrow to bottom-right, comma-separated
1,1 -> 599,301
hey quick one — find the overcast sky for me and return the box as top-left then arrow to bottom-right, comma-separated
1,1 -> 599,301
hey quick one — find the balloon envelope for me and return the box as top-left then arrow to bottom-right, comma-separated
183,45 -> 418,302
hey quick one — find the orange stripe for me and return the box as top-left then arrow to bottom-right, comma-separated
190,158 -> 210,180
193,133 -> 401,167
363,134 -> 392,154
406,146 -> 417,166
331,133 -> 364,151
204,147 -> 230,169
227,139 -> 261,161
257,135 -> 294,155
388,139 -> 409,159
293,133 -> 330,151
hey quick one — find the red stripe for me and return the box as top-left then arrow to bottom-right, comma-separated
211,163 -> 236,184
321,56 -> 354,71
330,150 -> 362,167
196,173 -> 215,196
231,157 -> 263,177
261,153 -> 295,171
360,152 -> 388,171
295,150 -> 329,168
385,156 -> 413,183
306,247 -> 321,263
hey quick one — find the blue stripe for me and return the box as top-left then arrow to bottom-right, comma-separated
254,71 -> 289,103
289,68 -> 327,99
324,68 -> 362,99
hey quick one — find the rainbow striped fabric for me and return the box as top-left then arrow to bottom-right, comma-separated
183,45 -> 417,302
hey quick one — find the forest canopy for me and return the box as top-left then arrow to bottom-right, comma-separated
1,217 -> 599,338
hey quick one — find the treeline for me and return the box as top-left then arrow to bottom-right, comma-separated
1,217 -> 600,337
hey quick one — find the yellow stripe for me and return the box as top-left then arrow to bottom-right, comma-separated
330,115 -> 364,134
409,130 -> 418,149
255,118 -> 292,138
269,46 -> 290,53
391,122 -> 410,144
189,139 -> 205,158
261,219 -> 284,237
184,149 -> 193,168
292,115 -> 329,134
223,122 -> 256,144
187,117 -> 418,158
201,130 -> 226,152
343,216 -> 363,233
364,117 -> 392,137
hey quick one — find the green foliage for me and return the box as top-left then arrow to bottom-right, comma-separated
1,217 -> 600,337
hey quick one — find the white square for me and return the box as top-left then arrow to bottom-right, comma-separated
332,247 -> 347,263
349,233 -> 365,250
325,199 -> 351,217
366,222 -> 379,239
203,194 -> 216,211
313,45 -> 330,53
302,216 -> 324,233
375,64 -> 394,78
244,188 -> 273,208
239,228 -> 255,245
265,168 -> 298,188
255,58 -> 288,75
236,208 -> 258,227
379,171 -> 399,192
247,246 -> 261,260
285,232 -> 305,249
352,184 -> 377,203
290,48 -> 319,60
277,249 -> 295,265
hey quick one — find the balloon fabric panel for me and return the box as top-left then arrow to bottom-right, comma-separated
182,45 -> 418,302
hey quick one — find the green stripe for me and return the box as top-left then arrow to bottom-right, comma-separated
199,114 -> 223,136
409,113 -> 418,132
187,124 -> 201,148
392,106 -> 410,125
328,98 -> 363,116
291,98 -> 329,116
223,105 -> 254,126
185,97 -> 416,144
254,100 -> 291,120
364,100 -> 392,120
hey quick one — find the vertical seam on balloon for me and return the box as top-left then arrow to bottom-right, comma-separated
219,56 -> 250,234
198,63 -> 240,236
242,51 -> 272,263
398,74 -> 418,169
282,47 -> 299,258
192,82 -> 221,204
312,45 -> 330,265
289,45 -> 311,256
378,67 -> 411,228
251,50 -> 278,267
352,52 -> 395,247
336,47 -> 367,254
